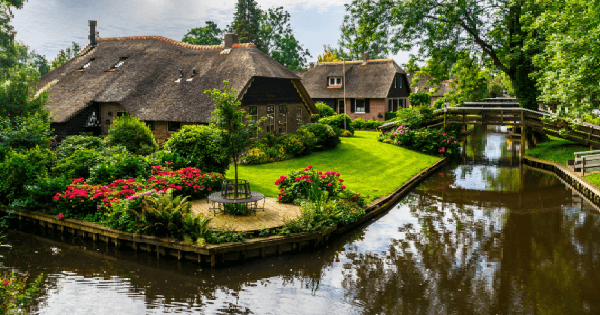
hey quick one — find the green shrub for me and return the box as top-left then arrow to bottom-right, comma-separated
433,98 -> 445,109
340,130 -> 353,137
147,165 -> 224,200
223,203 -> 255,216
164,125 -> 231,174
206,227 -> 248,244
352,118 -> 365,130
384,112 -> 397,121
105,115 -> 158,156
378,125 -> 461,157
279,134 -> 306,157
394,106 -> 434,129
52,149 -> 102,180
275,166 -> 345,204
88,150 -> 150,185
298,123 -> 340,151
318,114 -> 354,134
145,150 -> 192,170
243,147 -> 268,165
363,119 -> 383,130
408,93 -> 431,107
0,146 -> 56,205
314,102 -> 336,119
297,129 -> 317,154
56,135 -> 103,160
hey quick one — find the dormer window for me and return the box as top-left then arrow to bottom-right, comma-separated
107,57 -> 128,72
186,69 -> 196,82
77,58 -> 95,71
328,77 -> 342,87
175,69 -> 183,83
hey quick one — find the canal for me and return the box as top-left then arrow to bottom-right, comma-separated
2,126 -> 600,314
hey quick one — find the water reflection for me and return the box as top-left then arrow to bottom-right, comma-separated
2,126 -> 600,314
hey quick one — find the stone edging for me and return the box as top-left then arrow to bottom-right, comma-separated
522,156 -> 600,209
8,158 -> 448,267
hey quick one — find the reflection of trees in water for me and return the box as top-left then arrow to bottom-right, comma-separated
340,191 -> 600,314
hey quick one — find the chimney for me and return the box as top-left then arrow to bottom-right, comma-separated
88,20 -> 97,48
224,33 -> 239,49
309,62 -> 315,69
363,53 -> 369,63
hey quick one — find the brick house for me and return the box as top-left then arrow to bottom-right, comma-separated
36,22 -> 317,143
406,71 -> 452,106
296,54 -> 411,121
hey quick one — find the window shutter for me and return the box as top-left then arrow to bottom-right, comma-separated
350,98 -> 356,113
365,99 -> 370,113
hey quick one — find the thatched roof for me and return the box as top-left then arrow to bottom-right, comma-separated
407,71 -> 452,98
38,36 -> 314,123
297,59 -> 405,99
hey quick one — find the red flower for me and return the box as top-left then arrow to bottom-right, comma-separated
175,186 -> 182,190
57,213 -> 65,220
207,187 -> 212,191
2,279 -> 7,285
338,179 -> 344,183
341,185 -> 346,190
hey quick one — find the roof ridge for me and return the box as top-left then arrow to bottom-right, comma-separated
319,58 -> 394,65
96,36 -> 255,50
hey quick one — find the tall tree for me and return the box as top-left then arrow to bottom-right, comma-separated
443,52 -> 490,105
50,42 -> 80,70
353,0 -> 544,110
230,0 -> 263,52
0,0 -> 28,81
337,0 -> 391,60
317,45 -> 341,63
260,7 -> 310,70
182,21 -> 223,45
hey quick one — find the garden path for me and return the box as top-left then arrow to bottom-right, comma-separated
190,198 -> 302,232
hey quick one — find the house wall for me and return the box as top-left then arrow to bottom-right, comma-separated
387,73 -> 410,98
51,102 -> 100,142
240,102 -> 310,138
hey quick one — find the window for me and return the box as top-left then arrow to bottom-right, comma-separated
337,99 -> 345,113
278,105 -> 287,134
388,99 -> 398,112
296,108 -> 303,125
116,111 -> 126,117
266,105 -> 275,134
249,106 -> 258,137
108,111 -> 112,117
328,77 -> 342,86
145,121 -> 155,131
105,119 -> 111,125
394,77 -> 397,88
355,99 -> 365,113
108,57 -> 128,71
168,122 -> 181,132
78,58 -> 95,71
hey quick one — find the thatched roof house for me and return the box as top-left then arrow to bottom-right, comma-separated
38,23 -> 317,141
296,54 -> 410,121
406,72 -> 452,105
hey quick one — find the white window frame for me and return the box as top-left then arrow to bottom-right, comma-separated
266,105 -> 275,134
278,104 -> 287,134
329,77 -> 342,87
355,99 -> 366,113
296,108 -> 303,126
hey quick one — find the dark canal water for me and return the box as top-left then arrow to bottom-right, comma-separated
3,126 -> 600,314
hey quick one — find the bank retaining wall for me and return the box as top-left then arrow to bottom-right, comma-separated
9,158 -> 448,268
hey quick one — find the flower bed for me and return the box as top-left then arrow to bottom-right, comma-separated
377,125 -> 461,157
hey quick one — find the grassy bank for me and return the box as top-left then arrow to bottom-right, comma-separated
226,131 -> 442,201
526,135 -> 588,166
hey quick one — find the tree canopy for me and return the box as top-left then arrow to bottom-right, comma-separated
259,7 -> 310,70
182,21 -> 223,45
230,0 -> 263,51
50,42 -> 80,70
336,0 -> 391,60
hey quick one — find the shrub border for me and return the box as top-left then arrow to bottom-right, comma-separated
5,158 -> 448,268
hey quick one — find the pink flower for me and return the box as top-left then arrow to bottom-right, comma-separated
341,185 -> 346,190
175,186 -> 182,190
327,183 -> 333,187
307,165 -> 312,169
440,147 -> 446,153
278,196 -> 282,200
207,187 -> 212,191
335,173 -> 340,176
56,213 -> 65,220
447,139 -> 450,143
338,179 -> 344,183
318,171 -> 322,175
2,279 -> 7,285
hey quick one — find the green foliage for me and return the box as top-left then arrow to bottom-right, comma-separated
384,112 -> 396,121
261,7 -> 311,70
146,150 -> 192,170
0,146 -> 56,205
231,0 -> 263,50
105,115 -> 158,156
23,175 -> 71,209
274,166 -> 348,204
128,189 -> 211,240
433,98 -> 445,109
182,21 -> 223,45
206,227 -> 248,244
443,53 -> 490,106
299,123 -> 340,151
52,149 -> 102,180
50,42 -> 80,70
378,125 -> 461,157
164,125 -> 231,174
55,135 -> 103,160
394,107 -> 433,129
317,45 -> 341,63
279,133 -> 305,157
88,150 -> 150,185
336,0 -> 391,60
0,269 -> 45,315
318,114 -> 354,135
341,130 -> 353,137
314,102 -> 336,119
243,147 -> 269,165
223,203 -> 255,216
408,93 -> 431,107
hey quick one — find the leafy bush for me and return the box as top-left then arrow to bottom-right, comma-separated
352,118 -> 366,129
88,150 -> 150,185
279,134 -> 306,157
145,150 -> 192,170
433,98 -> 445,109
206,228 -> 248,244
363,119 -> 384,130
274,165 -> 347,203
340,130 -> 353,137
55,135 -> 103,160
298,123 -> 340,150
408,93 -> 431,107
384,112 -> 397,121
147,165 -> 224,200
23,175 -> 71,209
318,114 -> 354,134
297,129 -> 317,154
243,147 -> 268,165
314,102 -> 336,120
394,106 -> 434,129
164,125 -> 231,174
52,149 -> 103,180
105,115 -> 158,156
0,146 -> 56,205
223,203 -> 255,216
0,112 -> 54,151
378,125 -> 461,157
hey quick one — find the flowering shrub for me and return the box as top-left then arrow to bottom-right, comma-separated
243,147 -> 268,165
378,125 -> 461,157
275,165 -> 343,203
0,270 -> 44,315
146,165 -> 223,200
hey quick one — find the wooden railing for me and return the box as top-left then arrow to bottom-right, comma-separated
570,150 -> 600,175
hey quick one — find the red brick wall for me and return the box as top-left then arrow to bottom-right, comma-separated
345,98 -> 386,121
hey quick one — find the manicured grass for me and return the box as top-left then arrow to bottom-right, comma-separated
526,135 -> 588,166
226,131 -> 442,201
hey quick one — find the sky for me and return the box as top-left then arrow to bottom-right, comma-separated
10,0 -> 415,67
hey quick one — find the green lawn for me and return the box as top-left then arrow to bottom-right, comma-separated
526,135 -> 588,166
226,131 -> 442,201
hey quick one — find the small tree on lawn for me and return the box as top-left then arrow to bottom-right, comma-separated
204,81 -> 264,198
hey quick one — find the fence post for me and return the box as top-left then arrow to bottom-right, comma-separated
520,109 -> 526,158
443,107 -> 447,129
582,156 -> 586,176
